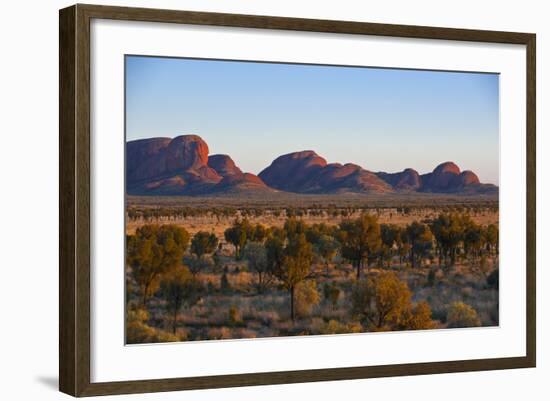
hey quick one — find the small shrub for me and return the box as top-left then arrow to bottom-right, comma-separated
207,327 -> 233,340
234,328 -> 257,339
228,305 -> 242,325
126,309 -> 180,344
295,280 -> 321,318
352,272 -> 411,329
319,319 -> 362,335
447,302 -> 481,328
400,301 -> 436,330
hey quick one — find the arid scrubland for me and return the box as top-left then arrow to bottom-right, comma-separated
125,196 -> 499,344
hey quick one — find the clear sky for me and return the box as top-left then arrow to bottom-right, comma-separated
126,56 -> 499,185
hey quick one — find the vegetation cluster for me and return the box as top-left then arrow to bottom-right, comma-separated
126,212 -> 499,343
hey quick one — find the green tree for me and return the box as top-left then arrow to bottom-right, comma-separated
431,214 -> 450,267
265,228 -> 285,273
224,218 -> 253,259
160,266 -> 201,334
406,222 -> 433,268
305,222 -> 333,244
380,224 -> 400,267
317,234 -> 339,275
251,223 -> 268,243
430,214 -> 464,267
242,242 -> 271,292
284,217 -> 308,240
271,232 -> 313,321
463,221 -> 484,262
397,227 -> 410,265
127,225 -> 190,307
190,231 -> 218,260
484,224 -> 499,256
338,214 -> 381,279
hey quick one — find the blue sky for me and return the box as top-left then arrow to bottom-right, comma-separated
126,56 -> 499,185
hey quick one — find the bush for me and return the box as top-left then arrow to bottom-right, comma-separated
319,319 -> 362,335
295,280 -> 321,318
228,305 -> 242,325
400,301 -> 436,330
352,272 -> 411,330
353,271 -> 435,331
447,302 -> 481,328
126,309 -> 181,344
207,327 -> 233,340
184,254 -> 213,276
127,224 -> 190,306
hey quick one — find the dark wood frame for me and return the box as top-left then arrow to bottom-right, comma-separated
59,3 -> 536,397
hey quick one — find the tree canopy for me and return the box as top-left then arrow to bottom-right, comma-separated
127,224 -> 190,306
352,271 -> 435,331
190,231 -> 218,259
338,214 -> 381,278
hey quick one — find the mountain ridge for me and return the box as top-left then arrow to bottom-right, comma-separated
126,135 -> 498,196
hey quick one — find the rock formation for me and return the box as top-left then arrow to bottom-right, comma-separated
126,136 -> 497,196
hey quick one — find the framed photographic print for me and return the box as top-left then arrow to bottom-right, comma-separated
59,4 -> 536,397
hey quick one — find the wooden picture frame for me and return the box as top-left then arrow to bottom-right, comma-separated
59,3 -> 536,397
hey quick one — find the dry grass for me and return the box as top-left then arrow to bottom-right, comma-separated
127,208 -> 498,237
126,193 -> 498,236
130,256 -> 498,342
125,197 -> 499,342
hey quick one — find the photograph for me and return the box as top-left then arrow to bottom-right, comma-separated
124,55 -> 500,344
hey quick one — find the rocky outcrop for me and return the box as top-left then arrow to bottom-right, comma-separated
376,168 -> 422,191
420,162 -> 461,191
127,135 -> 222,195
215,173 -> 270,193
127,135 -> 270,195
127,136 -> 497,196
455,170 -> 481,186
207,154 -> 243,177
258,151 -> 328,192
418,162 -> 494,193
208,154 -> 269,193
259,151 -> 393,194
